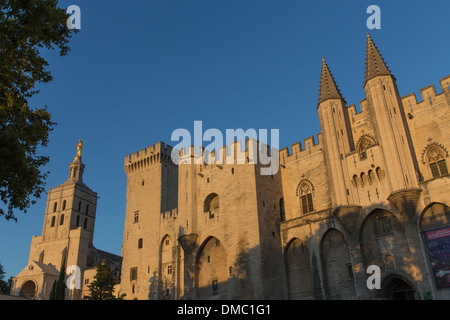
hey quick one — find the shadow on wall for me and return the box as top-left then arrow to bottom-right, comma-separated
143,200 -> 450,300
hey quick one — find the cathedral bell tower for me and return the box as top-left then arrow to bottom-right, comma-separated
11,140 -> 99,300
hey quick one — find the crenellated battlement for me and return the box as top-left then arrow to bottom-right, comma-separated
175,138 -> 277,167
401,75 -> 450,114
124,141 -> 174,174
161,208 -> 178,219
279,134 -> 323,165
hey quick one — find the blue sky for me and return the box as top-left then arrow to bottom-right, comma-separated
1,0 -> 450,280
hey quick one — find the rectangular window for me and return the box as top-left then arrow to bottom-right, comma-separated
438,160 -> 448,176
347,264 -> 354,279
167,265 -> 173,275
130,267 -> 138,281
138,238 -> 143,249
307,194 -> 314,212
374,216 -> 392,235
301,195 -> 308,213
134,212 -> 139,224
211,279 -> 219,295
430,162 -> 440,178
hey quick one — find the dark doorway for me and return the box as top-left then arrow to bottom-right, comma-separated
381,276 -> 416,300
20,280 -> 36,299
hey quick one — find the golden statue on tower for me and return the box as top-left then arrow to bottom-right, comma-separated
74,139 -> 83,161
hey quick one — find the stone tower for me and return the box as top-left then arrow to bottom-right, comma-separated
11,141 -> 122,300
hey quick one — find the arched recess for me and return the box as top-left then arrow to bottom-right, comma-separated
159,234 -> 174,299
20,280 -> 37,299
360,209 -> 412,278
420,203 -> 450,290
195,236 -> 228,299
285,238 -> 314,300
379,273 -> 417,300
356,135 -> 376,160
321,229 -> 356,300
204,193 -> 219,219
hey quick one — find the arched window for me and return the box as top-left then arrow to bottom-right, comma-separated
204,193 -> 219,219
357,136 -> 375,160
76,215 -> 80,227
78,201 -> 82,212
84,218 -> 88,230
60,214 -> 64,225
427,148 -> 448,178
299,182 -> 314,214
86,204 -> 89,215
51,216 -> 56,227
62,200 -> 66,211
53,202 -> 57,212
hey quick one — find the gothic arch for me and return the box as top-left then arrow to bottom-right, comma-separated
419,202 -> 450,231
377,272 -> 418,300
195,236 -> 228,299
320,229 -> 356,299
285,238 -> 314,300
159,234 -> 174,300
356,134 -> 376,159
421,142 -> 449,165
359,209 -> 413,283
295,179 -> 315,197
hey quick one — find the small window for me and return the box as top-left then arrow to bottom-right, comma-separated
231,168 -> 234,175
301,193 -> 314,214
130,267 -> 138,281
207,256 -> 211,263
138,238 -> 143,249
373,215 -> 392,235
51,216 -> 56,227
229,266 -> 233,276
167,265 -> 173,275
211,279 -> 219,295
53,202 -> 57,213
78,201 -> 82,212
165,239 -> 170,246
86,204 -> 89,215
83,218 -> 88,230
279,198 -> 286,222
76,215 -> 80,227
62,200 -> 66,211
60,214 -> 64,226
134,212 -> 139,224
347,264 -> 354,279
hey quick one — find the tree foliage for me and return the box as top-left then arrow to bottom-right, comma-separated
0,0 -> 77,221
49,258 -> 66,300
0,262 -> 9,294
88,260 -> 124,300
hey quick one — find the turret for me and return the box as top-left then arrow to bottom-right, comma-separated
363,33 -> 419,191
317,58 -> 356,206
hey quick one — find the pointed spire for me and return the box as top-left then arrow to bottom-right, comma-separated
365,33 -> 392,85
318,57 -> 345,104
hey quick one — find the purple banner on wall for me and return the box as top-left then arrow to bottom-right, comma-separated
424,227 -> 450,289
